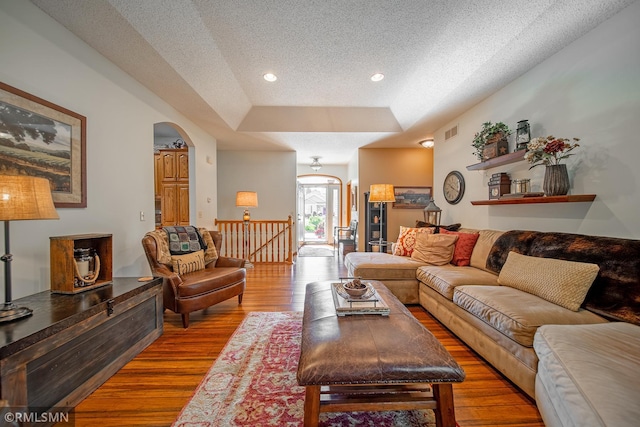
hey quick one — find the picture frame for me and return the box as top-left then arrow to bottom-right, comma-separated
0,82 -> 87,208
392,186 -> 432,209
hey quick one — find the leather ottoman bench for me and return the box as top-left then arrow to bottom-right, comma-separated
297,280 -> 465,426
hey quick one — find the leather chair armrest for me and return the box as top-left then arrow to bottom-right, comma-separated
152,264 -> 175,277
166,273 -> 183,293
149,266 -> 182,294
215,256 -> 247,268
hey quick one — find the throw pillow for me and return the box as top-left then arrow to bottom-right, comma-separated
440,229 -> 480,266
197,228 -> 219,265
393,226 -> 434,257
498,251 -> 600,311
172,250 -> 206,275
410,233 -> 458,265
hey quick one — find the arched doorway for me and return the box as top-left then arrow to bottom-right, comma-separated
153,122 -> 194,228
296,174 -> 342,247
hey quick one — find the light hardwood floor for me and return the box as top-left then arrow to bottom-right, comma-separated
66,253 -> 544,426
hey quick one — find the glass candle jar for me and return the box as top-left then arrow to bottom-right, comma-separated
512,179 -> 531,194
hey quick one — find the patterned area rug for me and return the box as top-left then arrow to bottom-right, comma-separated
173,311 -> 438,426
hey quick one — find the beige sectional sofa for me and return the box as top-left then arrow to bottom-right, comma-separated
345,228 -> 640,426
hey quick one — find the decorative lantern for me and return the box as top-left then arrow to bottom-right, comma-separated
423,198 -> 442,227
516,120 -> 530,151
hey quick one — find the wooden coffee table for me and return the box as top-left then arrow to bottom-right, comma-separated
296,280 -> 465,427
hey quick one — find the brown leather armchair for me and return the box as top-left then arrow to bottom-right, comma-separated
142,229 -> 246,328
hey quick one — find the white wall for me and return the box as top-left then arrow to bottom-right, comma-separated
433,1 -> 640,239
0,1 -> 218,299
217,151 -> 297,222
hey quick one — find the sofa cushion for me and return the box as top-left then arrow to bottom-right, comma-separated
469,229 -> 504,271
411,233 -> 458,265
453,285 -> 607,347
416,265 -> 498,300
440,229 -> 480,266
393,226 -> 434,257
345,252 -> 427,280
498,251 -> 599,311
486,230 -> 640,325
172,250 -> 206,275
534,323 -> 640,427
176,267 -> 246,298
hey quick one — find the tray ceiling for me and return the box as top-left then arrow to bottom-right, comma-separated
31,0 -> 634,165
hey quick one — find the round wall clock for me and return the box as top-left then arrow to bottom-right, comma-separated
443,171 -> 465,204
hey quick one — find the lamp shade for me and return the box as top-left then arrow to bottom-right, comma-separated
235,191 -> 258,208
0,175 -> 59,221
369,184 -> 396,203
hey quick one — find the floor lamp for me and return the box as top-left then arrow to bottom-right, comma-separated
236,191 -> 258,268
1,176 -> 59,323
368,184 -> 395,252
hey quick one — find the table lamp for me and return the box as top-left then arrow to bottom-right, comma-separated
369,184 -> 395,252
235,191 -> 258,267
1,175 -> 59,323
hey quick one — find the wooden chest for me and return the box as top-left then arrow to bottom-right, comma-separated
0,278 -> 163,414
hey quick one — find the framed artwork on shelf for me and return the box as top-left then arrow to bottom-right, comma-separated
0,82 -> 87,208
392,186 -> 432,209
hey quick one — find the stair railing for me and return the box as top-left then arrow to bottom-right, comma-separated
214,215 -> 294,264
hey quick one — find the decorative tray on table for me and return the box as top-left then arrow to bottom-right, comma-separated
330,279 -> 390,316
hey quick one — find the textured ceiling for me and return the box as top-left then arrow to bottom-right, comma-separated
31,0 -> 634,165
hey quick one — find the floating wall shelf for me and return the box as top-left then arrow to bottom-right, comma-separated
470,194 -> 596,206
466,151 -> 526,171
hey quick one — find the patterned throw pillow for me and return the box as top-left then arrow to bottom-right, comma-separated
197,228 -> 219,265
440,229 -> 480,266
498,251 -> 599,311
410,233 -> 458,265
393,226 -> 434,257
172,250 -> 206,275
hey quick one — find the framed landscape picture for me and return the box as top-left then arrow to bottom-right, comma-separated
0,82 -> 86,207
392,186 -> 432,209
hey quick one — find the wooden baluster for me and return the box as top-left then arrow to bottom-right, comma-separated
212,218 -> 294,264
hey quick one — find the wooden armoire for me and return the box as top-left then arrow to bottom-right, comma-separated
154,148 -> 189,227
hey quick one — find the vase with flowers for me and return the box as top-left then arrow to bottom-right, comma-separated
524,135 -> 580,196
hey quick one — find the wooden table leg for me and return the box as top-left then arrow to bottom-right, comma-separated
433,383 -> 456,427
304,385 -> 321,427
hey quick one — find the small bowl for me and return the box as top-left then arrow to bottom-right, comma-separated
343,281 -> 368,297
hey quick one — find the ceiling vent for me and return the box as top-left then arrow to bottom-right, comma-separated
445,125 -> 458,141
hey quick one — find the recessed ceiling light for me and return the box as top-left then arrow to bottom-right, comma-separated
263,73 -> 277,82
370,73 -> 384,82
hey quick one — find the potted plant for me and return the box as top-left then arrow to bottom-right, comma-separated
471,121 -> 511,161
524,135 -> 580,196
